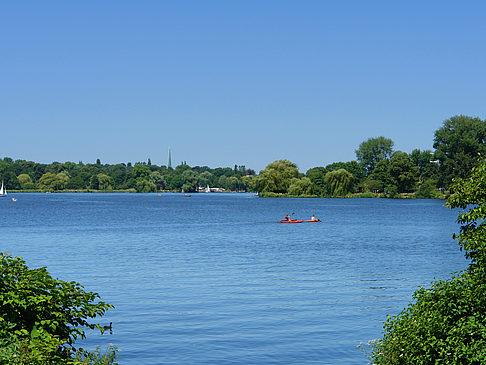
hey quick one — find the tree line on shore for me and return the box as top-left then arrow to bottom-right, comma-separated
0,158 -> 255,193
1,114 -> 485,197
257,114 -> 486,198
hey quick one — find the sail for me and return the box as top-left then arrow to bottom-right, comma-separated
0,181 -> 3,195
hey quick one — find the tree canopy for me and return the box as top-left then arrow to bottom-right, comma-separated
355,136 -> 394,175
255,160 -> 300,194
433,115 -> 486,187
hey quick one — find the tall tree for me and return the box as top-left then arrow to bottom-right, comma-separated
388,151 -> 419,193
255,160 -> 299,194
433,115 -> 486,187
410,149 -> 439,182
324,169 -> 354,196
326,160 -> 365,182
355,136 -> 394,175
306,167 -> 328,195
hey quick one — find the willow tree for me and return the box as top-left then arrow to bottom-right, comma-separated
255,160 -> 299,194
324,169 -> 354,196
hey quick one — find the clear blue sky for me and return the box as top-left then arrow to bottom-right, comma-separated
2,1 -> 485,172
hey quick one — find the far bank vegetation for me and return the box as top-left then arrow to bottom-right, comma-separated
1,115 -> 484,198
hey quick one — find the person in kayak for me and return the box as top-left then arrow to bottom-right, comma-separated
310,215 -> 318,221
284,214 -> 291,221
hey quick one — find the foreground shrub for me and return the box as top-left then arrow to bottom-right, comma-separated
370,157 -> 486,364
0,253 -> 117,364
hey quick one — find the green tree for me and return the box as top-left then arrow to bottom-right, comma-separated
415,179 -> 440,199
89,175 -> 100,190
255,160 -> 299,193
181,170 -> 199,192
433,115 -> 486,187
0,253 -> 115,363
288,177 -> 313,196
324,169 -> 354,196
410,149 -> 439,182
135,179 -> 156,193
166,175 -> 183,191
130,164 -> 151,180
149,171 -> 164,191
198,171 -> 215,189
17,174 -> 34,190
388,151 -> 419,193
38,172 -> 69,191
0,169 -> 21,190
367,160 -> 391,192
371,157 -> 486,364
97,173 -> 113,191
326,161 -> 365,182
355,136 -> 394,175
306,167 -> 328,196
241,175 -> 256,192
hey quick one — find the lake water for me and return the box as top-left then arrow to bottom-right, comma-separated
1,193 -> 467,364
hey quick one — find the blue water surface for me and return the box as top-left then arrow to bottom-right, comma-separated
0,194 -> 466,364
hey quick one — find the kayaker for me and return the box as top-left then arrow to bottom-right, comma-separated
310,215 -> 318,221
284,214 -> 291,221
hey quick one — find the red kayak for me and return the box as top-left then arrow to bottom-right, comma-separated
305,219 -> 322,223
280,219 -> 304,223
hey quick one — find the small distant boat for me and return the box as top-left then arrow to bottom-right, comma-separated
0,181 -> 7,197
184,194 -> 191,197
11,198 -> 17,202
205,185 -> 211,193
305,219 -> 322,223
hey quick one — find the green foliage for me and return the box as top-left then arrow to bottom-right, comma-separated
38,172 -> 70,191
368,159 -> 390,187
366,152 -> 419,194
358,178 -> 383,193
388,151 -> 419,193
135,179 -> 156,193
17,174 -> 35,190
288,177 -> 313,196
371,157 -> 486,364
326,161 -> 365,182
255,160 -> 299,194
410,149 -> 439,182
355,136 -> 394,175
97,174 -> 113,191
372,273 -> 486,364
72,345 -> 120,365
306,167 -> 328,195
0,253 -> 115,363
324,169 -> 354,196
181,170 -> 199,192
433,115 -> 486,187
447,158 -> 486,270
415,179 -> 440,199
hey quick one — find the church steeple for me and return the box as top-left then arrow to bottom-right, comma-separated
168,147 -> 172,169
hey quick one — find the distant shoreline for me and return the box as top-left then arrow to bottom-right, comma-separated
5,190 -> 445,199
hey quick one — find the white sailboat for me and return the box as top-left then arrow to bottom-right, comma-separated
205,185 -> 211,193
0,181 -> 6,197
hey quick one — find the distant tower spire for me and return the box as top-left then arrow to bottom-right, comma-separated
168,147 -> 172,169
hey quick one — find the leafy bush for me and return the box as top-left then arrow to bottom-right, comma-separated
0,253 -> 117,364
370,157 -> 486,364
415,179 -> 441,199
